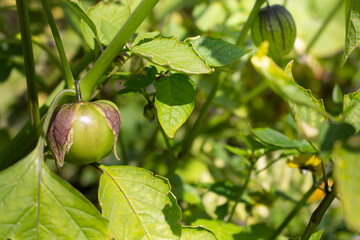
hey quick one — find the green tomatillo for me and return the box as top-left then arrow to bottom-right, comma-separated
47,100 -> 121,167
251,4 -> 296,57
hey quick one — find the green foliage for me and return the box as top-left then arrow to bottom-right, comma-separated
333,142 -> 360,234
99,165 -> 182,239
0,141 -> 109,239
155,74 -> 196,138
341,0 -> 360,65
129,37 -> 213,74
1,0 -> 360,239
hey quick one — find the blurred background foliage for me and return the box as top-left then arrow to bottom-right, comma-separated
0,0 -> 359,239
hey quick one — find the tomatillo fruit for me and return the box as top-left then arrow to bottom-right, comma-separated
47,100 -> 121,167
251,4 -> 296,57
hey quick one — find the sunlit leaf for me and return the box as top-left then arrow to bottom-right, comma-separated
341,0 -> 360,66
343,88 -> 360,132
98,165 -> 182,239
191,219 -> 243,240
251,127 -> 316,153
187,36 -> 251,67
155,74 -> 196,138
333,142 -> 360,234
0,141 -> 109,239
251,43 -> 327,130
129,37 -> 213,74
181,226 -> 218,240
81,2 -> 130,49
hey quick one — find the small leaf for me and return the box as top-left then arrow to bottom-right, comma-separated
63,0 -> 99,44
129,37 -> 213,74
155,74 -> 196,138
191,219 -> 243,240
81,2 -> 130,49
187,36 -> 251,67
181,226 -> 218,240
0,141 -> 109,239
123,66 -> 157,90
309,230 -> 324,240
251,45 -> 327,130
332,84 -> 343,105
99,165 -> 182,239
343,88 -> 360,132
251,127 -> 316,153
341,0 -> 360,66
333,142 -> 360,234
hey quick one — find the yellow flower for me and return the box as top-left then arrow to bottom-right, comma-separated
287,154 -> 322,175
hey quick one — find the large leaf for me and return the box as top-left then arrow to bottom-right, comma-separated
187,36 -> 251,67
251,43 -> 327,130
333,142 -> 360,234
341,0 -> 360,66
343,88 -> 360,132
0,141 -> 109,239
129,37 -> 213,74
252,127 -> 316,153
98,165 -> 182,239
181,226 -> 218,240
81,2 -> 130,49
191,219 -> 243,240
155,74 -> 196,138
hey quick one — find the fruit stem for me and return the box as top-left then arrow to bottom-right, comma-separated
75,80 -> 82,102
236,0 -> 267,47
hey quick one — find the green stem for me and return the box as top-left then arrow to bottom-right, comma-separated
241,80 -> 268,104
80,0 -> 159,101
300,184 -> 337,240
267,185 -> 317,240
16,0 -> 40,127
236,0 -> 266,47
227,158 -> 256,222
178,72 -> 226,159
158,121 -> 177,178
40,0 -> 74,89
305,0 -> 343,53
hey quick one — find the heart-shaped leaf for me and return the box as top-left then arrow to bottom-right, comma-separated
98,165 -> 182,239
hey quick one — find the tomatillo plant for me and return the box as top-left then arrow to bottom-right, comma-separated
47,99 -> 121,167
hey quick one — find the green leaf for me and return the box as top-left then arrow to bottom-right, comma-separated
309,230 -> 323,240
155,74 -> 196,138
129,37 -> 213,74
187,36 -> 251,67
341,0 -> 360,66
63,0 -> 100,46
251,44 -> 327,130
132,31 -> 161,46
79,0 -> 159,101
318,122 -> 355,153
252,127 -> 316,153
343,88 -> 360,132
333,142 -> 360,234
81,2 -> 130,49
0,141 -> 109,239
191,219 -> 243,240
122,65 -> 157,90
98,165 -> 182,239
181,226 -> 218,240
